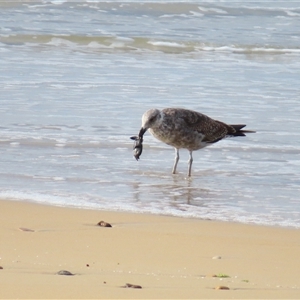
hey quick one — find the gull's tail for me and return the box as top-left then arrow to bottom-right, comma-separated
230,124 -> 256,137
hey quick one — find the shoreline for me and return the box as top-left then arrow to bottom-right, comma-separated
3,197 -> 298,230
1,199 -> 300,299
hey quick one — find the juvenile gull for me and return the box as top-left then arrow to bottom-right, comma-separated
132,108 -> 255,176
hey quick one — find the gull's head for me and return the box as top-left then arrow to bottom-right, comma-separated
139,109 -> 163,137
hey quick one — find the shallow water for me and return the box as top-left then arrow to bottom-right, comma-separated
1,1 -> 300,227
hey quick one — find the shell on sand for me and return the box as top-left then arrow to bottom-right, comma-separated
57,270 -> 75,276
215,286 -> 230,290
18,227 -> 35,232
97,220 -> 112,227
122,283 -> 142,289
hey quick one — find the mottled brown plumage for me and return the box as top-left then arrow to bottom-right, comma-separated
133,108 -> 255,176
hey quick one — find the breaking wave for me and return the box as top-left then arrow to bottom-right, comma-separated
1,34 -> 300,55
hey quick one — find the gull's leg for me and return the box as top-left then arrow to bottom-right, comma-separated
187,151 -> 193,177
172,148 -> 179,174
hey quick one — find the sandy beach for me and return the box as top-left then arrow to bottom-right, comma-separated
0,199 -> 300,299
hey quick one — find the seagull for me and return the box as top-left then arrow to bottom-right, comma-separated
132,108 -> 255,176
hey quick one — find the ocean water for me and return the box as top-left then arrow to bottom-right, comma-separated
1,1 -> 300,228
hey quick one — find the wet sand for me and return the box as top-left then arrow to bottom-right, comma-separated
1,199 -> 300,299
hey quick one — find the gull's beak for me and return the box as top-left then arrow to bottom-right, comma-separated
138,127 -> 147,138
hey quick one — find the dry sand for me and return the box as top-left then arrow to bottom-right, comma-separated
1,199 -> 300,299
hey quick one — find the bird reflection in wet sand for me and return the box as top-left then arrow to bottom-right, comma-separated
131,108 -> 255,177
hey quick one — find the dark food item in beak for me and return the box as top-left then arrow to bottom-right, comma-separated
130,135 -> 143,161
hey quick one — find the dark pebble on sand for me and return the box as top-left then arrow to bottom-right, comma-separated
0,266 -> 3,269
97,221 -> 112,227
57,270 -> 75,276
